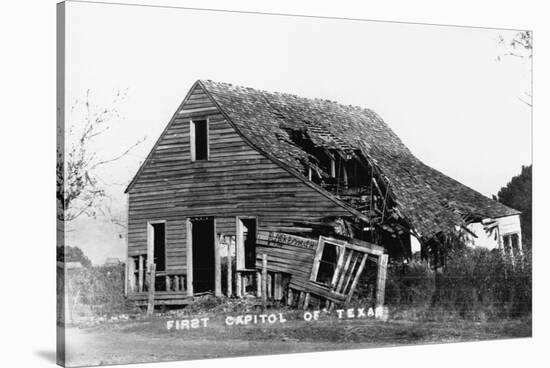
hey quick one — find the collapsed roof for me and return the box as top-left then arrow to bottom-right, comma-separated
199,80 -> 519,240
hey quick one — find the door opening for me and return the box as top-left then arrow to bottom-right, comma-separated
237,217 -> 257,270
152,223 -> 166,272
191,218 -> 215,292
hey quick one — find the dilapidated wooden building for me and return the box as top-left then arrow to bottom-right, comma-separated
124,80 -> 521,308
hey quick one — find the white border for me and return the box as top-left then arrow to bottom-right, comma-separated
2,1 -> 547,368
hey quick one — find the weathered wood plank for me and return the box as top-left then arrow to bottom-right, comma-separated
261,254 -> 267,303
128,257 -> 136,293
214,230 -> 221,297
138,255 -> 144,293
336,250 -> 354,293
376,254 -> 389,306
236,271 -> 242,298
226,240 -> 232,297
146,263 -> 156,316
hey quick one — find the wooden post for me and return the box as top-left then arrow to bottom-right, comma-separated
186,219 -> 193,297
236,272 -> 242,298
146,263 -> 156,316
165,276 -> 171,292
214,229 -> 222,297
298,291 -> 305,308
256,272 -> 262,298
124,259 -> 129,297
261,254 -> 267,302
266,273 -> 272,299
375,254 -> 389,307
274,273 -> 282,300
287,288 -> 294,306
128,257 -> 136,293
174,274 -> 180,292
303,292 -> 310,310
138,255 -> 144,292
227,240 -> 232,297
242,274 -> 248,296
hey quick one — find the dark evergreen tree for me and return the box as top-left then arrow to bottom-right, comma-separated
496,165 -> 532,249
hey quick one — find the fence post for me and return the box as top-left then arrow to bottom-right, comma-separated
227,240 -> 232,297
262,254 -> 267,303
146,263 -> 156,316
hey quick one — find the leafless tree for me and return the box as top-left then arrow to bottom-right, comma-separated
57,89 -> 146,223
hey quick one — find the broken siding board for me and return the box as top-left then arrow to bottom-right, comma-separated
254,248 -> 314,263
254,260 -> 311,279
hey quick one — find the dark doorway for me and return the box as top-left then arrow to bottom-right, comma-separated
191,218 -> 215,292
316,241 -> 338,285
152,223 -> 166,272
242,218 -> 257,269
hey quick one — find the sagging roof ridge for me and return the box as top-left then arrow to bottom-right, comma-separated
197,79 -> 520,239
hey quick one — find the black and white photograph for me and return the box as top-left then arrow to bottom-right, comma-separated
4,0 -> 547,367
53,1 -> 536,366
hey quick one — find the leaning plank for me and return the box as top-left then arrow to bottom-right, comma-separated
335,251 -> 354,293
330,248 -> 347,288
345,254 -> 368,304
342,254 -> 359,295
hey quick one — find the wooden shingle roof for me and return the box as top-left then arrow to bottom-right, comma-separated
199,80 -> 519,239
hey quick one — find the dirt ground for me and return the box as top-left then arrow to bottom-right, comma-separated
63,310 -> 531,367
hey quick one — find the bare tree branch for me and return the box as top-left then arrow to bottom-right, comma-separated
496,31 -> 532,107
57,89 -> 147,222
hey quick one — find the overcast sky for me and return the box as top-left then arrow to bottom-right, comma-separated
63,1 -> 532,264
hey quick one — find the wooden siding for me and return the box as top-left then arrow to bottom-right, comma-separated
127,84 -> 351,274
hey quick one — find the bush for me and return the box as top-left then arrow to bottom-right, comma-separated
385,247 -> 531,321
386,259 -> 435,307
65,263 -> 135,320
